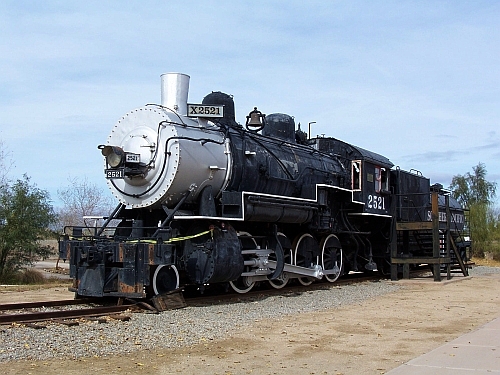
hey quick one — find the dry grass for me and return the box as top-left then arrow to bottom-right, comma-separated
0,268 -> 72,291
472,256 -> 500,267
0,280 -> 72,292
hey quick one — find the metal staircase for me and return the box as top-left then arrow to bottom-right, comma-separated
391,192 -> 470,281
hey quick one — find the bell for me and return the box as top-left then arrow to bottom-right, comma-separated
248,108 -> 263,126
245,107 -> 265,131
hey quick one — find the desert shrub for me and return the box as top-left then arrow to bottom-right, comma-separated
489,241 -> 500,261
20,269 -> 46,284
0,268 -> 20,284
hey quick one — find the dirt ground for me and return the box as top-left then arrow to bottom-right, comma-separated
1,271 -> 500,375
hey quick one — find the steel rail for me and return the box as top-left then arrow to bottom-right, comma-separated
0,304 -> 137,325
0,298 -> 99,311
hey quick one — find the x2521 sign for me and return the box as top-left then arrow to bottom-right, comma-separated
187,104 -> 224,118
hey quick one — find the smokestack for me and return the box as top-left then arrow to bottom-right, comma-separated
160,73 -> 190,116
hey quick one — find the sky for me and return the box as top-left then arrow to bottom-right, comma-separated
0,0 -> 499,208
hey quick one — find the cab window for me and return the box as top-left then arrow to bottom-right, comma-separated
374,166 -> 388,192
352,161 -> 361,190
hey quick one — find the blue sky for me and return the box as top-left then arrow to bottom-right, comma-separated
1,0 -> 499,207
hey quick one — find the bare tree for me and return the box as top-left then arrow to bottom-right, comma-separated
0,140 -> 13,187
57,176 -> 115,230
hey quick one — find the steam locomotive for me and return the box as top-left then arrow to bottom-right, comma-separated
59,73 -> 466,298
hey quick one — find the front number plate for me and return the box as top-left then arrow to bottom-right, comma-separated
105,169 -> 124,179
187,104 -> 224,118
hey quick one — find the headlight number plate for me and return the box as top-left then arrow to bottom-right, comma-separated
105,169 -> 124,179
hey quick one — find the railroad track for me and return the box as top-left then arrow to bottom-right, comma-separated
184,266 -> 435,306
0,298 -> 149,326
0,269 -> 428,325
0,274 -> 379,325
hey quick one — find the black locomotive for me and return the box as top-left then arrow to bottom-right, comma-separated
59,73 -> 467,298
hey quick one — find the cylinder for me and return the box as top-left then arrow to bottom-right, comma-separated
160,73 -> 190,115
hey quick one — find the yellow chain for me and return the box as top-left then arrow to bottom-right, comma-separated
67,229 -> 214,244
124,229 -> 213,244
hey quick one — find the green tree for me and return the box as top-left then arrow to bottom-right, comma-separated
0,175 -> 57,282
450,163 -> 496,207
450,163 -> 497,256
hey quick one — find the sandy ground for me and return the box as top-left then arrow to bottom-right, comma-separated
1,271 -> 500,375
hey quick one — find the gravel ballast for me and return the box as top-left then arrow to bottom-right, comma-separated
1,266 -> 498,363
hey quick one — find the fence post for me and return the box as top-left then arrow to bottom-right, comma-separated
432,192 -> 441,281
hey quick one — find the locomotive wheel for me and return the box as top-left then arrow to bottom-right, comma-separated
268,268 -> 290,289
320,234 -> 343,283
229,277 -> 255,294
297,276 -> 314,286
152,265 -> 180,295
269,232 -> 292,289
293,233 -> 317,286
229,231 -> 257,294
238,231 -> 258,251
268,248 -> 291,289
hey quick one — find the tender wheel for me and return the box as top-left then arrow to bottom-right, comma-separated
152,265 -> 180,295
293,233 -> 318,286
320,234 -> 343,283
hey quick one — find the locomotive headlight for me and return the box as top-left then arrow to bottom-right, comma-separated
98,145 -> 125,168
107,152 -> 123,168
